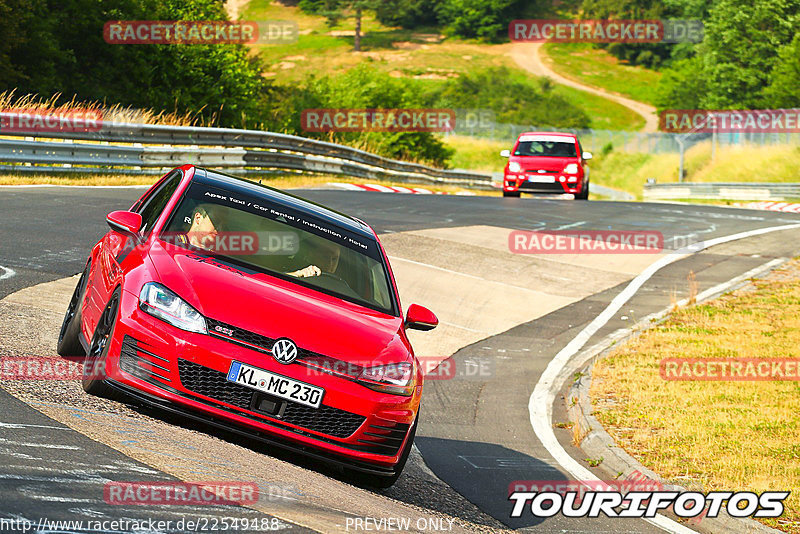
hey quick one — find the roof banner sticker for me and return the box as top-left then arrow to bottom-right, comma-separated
518,134 -> 575,143
197,188 -> 374,257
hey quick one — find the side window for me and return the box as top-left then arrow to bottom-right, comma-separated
137,171 -> 181,236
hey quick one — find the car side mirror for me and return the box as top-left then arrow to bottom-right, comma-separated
107,210 -> 143,237
582,151 -> 593,160
500,149 -> 511,158
405,304 -> 438,331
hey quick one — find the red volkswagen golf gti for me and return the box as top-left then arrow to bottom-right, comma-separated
501,132 -> 592,199
57,164 -> 438,487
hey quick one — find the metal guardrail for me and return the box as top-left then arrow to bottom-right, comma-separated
0,114 -> 494,188
644,182 -> 800,201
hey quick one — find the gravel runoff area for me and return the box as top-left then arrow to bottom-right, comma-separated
0,275 -> 509,533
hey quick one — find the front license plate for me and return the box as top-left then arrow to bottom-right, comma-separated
527,175 -> 555,183
227,361 -> 324,409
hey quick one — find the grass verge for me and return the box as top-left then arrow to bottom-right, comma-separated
591,259 -> 800,532
444,135 -> 507,173
541,43 -> 661,106
589,143 -> 800,200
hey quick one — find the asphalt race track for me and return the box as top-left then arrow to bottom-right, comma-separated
2,186 -> 800,533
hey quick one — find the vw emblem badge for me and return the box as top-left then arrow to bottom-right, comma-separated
272,338 -> 298,364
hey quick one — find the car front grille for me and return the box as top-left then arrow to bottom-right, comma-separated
518,181 -> 565,192
206,318 -> 277,353
177,359 -> 366,439
205,318 -> 365,377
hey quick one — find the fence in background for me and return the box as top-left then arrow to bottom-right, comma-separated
447,122 -> 800,155
0,114 -> 493,188
644,182 -> 800,201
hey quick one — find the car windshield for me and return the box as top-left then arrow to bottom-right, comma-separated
514,139 -> 577,157
162,183 -> 396,315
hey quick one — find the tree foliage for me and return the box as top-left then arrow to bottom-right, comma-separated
656,0 -> 800,110
1,0 -> 267,128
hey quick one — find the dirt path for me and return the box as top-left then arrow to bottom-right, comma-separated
225,0 -> 250,21
509,42 -> 659,133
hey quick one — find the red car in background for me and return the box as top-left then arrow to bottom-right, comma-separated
501,132 -> 592,199
57,164 -> 438,487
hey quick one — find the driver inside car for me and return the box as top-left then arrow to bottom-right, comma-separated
176,203 -> 224,252
287,237 -> 341,278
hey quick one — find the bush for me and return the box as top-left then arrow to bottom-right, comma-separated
268,65 -> 454,166
422,67 -> 591,128
435,0 -> 537,41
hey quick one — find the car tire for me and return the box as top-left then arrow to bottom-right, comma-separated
575,180 -> 589,200
82,288 -> 124,401
57,262 -> 90,357
503,191 -> 521,198
352,413 -> 419,490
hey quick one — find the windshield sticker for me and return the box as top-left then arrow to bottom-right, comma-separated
197,187 -> 374,256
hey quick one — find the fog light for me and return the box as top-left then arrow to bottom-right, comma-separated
567,176 -> 577,183
559,176 -> 566,182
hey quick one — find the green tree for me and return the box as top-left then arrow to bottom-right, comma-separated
764,34 -> 800,108
302,0 -> 376,50
435,0 -> 540,41
653,55 -> 706,110
699,0 -> 800,108
1,0 -> 269,128
373,0 -> 438,28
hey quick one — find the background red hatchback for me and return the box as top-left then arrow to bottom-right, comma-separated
501,132 -> 593,199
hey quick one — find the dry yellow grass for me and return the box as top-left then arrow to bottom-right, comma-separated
591,260 -> 800,532
0,171 -> 492,195
0,91 -> 200,126
592,141 -> 800,199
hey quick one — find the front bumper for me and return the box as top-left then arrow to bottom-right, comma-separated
503,174 -> 583,195
102,289 -> 420,472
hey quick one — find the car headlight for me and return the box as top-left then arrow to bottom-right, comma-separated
357,361 -> 416,396
508,161 -> 522,173
139,282 -> 207,334
563,163 -> 579,174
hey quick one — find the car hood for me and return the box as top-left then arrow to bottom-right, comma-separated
147,241 -> 410,366
511,155 -> 574,172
